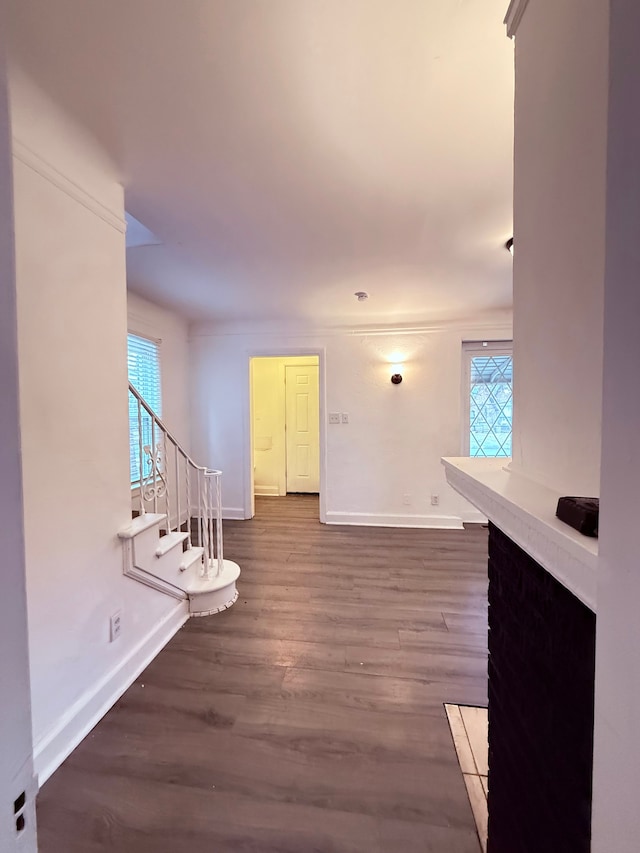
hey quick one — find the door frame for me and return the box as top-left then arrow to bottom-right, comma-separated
245,347 -> 327,522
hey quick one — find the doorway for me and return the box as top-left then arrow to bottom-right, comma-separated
249,354 -> 322,517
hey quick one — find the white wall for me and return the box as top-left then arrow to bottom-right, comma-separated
0,43 -> 37,852
511,1 -> 640,849
592,1 -> 640,849
10,71 -> 188,784
251,356 -> 318,497
128,290 -> 191,451
190,318 -> 512,527
511,0 -> 608,496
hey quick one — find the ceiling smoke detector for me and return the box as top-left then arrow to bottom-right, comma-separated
354,291 -> 369,302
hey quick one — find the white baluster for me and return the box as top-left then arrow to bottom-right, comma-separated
151,417 -> 157,514
215,473 -> 223,577
137,398 -> 145,516
197,468 -> 203,550
175,444 -> 181,538
185,456 -> 192,548
206,474 -> 215,577
202,470 -> 210,578
163,429 -> 170,530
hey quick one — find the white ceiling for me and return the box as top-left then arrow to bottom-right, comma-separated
7,0 -> 514,328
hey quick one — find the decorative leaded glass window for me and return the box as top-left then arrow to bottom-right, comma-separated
463,342 -> 513,457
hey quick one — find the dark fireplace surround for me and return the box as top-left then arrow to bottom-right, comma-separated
487,524 -> 596,853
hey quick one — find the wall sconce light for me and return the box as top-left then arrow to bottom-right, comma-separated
506,237 -> 514,255
390,363 -> 404,385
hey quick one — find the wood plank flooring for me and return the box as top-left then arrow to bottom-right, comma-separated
37,495 -> 489,852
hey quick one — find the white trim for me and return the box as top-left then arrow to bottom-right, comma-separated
127,323 -> 163,346
325,511 -> 464,530
33,602 -> 188,785
349,321 -> 513,338
222,506 -> 246,520
442,457 -> 598,611
504,0 -> 531,38
12,137 -> 126,233
462,509 -> 489,525
190,318 -> 514,339
190,590 -> 239,618
245,348 -> 327,523
254,485 -> 281,497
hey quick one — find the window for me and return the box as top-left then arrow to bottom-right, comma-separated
128,333 -> 162,484
463,341 -> 513,457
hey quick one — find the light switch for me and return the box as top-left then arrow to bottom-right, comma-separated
341,413 -> 349,424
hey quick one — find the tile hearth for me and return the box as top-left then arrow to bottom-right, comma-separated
445,703 -> 488,852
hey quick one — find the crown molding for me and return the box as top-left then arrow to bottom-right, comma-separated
12,137 -> 126,234
504,0 -> 531,38
189,315 -> 513,340
347,318 -> 513,338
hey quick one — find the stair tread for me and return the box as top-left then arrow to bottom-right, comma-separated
185,560 -> 241,594
179,546 -> 204,570
155,531 -> 189,557
118,513 -> 166,540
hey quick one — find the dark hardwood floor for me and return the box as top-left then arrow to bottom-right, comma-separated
37,495 -> 489,852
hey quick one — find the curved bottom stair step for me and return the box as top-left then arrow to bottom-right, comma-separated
186,559 -> 241,617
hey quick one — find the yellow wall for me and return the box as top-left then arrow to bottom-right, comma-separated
251,356 -> 318,496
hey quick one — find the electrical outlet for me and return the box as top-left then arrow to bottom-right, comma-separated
328,412 -> 340,424
402,493 -> 412,506
341,413 -> 349,424
431,494 -> 440,506
110,611 -> 122,642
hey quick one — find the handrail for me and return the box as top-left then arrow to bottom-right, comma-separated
128,382 -> 220,475
128,382 -> 224,578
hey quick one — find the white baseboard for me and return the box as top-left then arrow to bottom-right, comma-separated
325,511 -> 465,530
254,485 -> 280,497
222,506 -> 246,520
33,601 -> 189,786
462,509 -> 489,525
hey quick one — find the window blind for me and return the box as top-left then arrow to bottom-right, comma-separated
128,333 -> 162,484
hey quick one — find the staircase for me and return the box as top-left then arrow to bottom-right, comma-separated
118,383 -> 240,617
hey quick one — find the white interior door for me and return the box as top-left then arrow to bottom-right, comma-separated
285,364 -> 320,493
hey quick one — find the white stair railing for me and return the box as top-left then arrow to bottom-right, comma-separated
129,382 -> 224,579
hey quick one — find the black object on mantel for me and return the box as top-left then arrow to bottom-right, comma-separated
556,496 -> 599,537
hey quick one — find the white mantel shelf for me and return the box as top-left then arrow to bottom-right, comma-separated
442,457 -> 597,612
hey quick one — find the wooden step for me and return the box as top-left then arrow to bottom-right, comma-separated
186,560 -> 241,616
154,531 -> 189,558
118,513 -> 166,539
179,546 -> 204,573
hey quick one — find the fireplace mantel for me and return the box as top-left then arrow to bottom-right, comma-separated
442,457 -> 597,611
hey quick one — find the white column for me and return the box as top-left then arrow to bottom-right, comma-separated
0,20 -> 38,852
592,1 -> 640,849
509,0 -> 608,497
